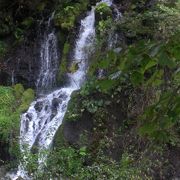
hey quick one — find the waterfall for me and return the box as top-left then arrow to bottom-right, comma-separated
8,0 -> 114,179
36,14 -> 59,93
11,70 -> 15,85
36,32 -> 59,92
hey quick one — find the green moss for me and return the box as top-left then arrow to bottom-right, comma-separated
0,86 -> 20,164
14,83 -> 25,99
19,88 -> 35,112
21,17 -> 34,29
68,62 -> 79,73
0,84 -> 35,166
63,91 -> 82,122
57,42 -> 70,83
53,125 -> 66,148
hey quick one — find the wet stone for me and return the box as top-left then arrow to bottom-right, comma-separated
45,105 -> 49,111
52,98 -> 62,109
26,113 -> 32,121
62,103 -> 67,111
34,101 -> 44,112
58,93 -> 68,100
25,120 -> 29,133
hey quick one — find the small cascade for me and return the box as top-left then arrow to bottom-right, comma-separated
9,0 -> 114,179
36,14 -> 59,93
108,3 -> 122,49
11,70 -> 15,85
36,32 -> 59,92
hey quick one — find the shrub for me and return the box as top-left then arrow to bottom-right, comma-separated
95,2 -> 112,20
14,83 -> 24,99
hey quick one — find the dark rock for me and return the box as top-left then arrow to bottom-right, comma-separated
34,101 -> 44,112
63,111 -> 93,145
52,98 -> 62,109
45,105 -> 48,111
58,93 -> 68,100
26,113 -> 32,121
0,141 -> 10,163
51,98 -> 62,119
25,119 -> 29,133
16,177 -> 24,180
0,72 -> 11,85
0,166 -> 6,179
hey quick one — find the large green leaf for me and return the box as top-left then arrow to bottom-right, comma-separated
158,51 -> 176,68
96,79 -> 117,92
130,71 -> 144,86
149,44 -> 162,57
145,70 -> 163,87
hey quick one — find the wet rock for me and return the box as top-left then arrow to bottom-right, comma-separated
45,105 -> 49,111
63,111 -> 93,146
34,101 -> 44,112
58,93 -> 68,100
51,98 -> 62,119
0,72 -> 11,86
25,119 -> 29,133
16,176 -> 25,180
0,166 -> 6,178
26,113 -> 32,121
52,98 -> 62,109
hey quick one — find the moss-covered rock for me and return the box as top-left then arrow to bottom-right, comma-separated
95,2 -> 112,21
18,88 -> 35,112
57,42 -> 70,84
14,83 -> 25,99
54,0 -> 88,31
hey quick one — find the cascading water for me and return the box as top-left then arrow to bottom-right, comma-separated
36,15 -> 59,93
8,0 -> 114,179
36,32 -> 59,91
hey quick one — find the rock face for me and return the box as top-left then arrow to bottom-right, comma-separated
0,142 -> 10,162
1,38 -> 40,88
0,166 -> 6,178
0,0 -> 59,88
63,111 -> 94,145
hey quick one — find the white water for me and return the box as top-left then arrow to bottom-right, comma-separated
8,0 -> 114,179
36,32 -> 59,91
36,13 -> 59,92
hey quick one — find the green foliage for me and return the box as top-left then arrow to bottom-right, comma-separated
117,1 -> 180,39
54,0 -> 88,30
19,88 -> 35,112
85,29 -> 180,144
95,2 -> 112,20
0,86 -> 21,164
58,42 -> 70,83
44,147 -> 83,178
21,17 -> 34,29
69,62 -> 79,73
0,41 -> 7,56
117,35 -> 179,143
97,18 -> 114,38
27,145 -> 142,180
0,86 -> 16,140
82,99 -> 104,113
0,85 -> 34,164
0,12 -> 13,36
14,28 -> 24,41
64,91 -> 83,121
14,83 -> 25,99
139,88 -> 180,144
